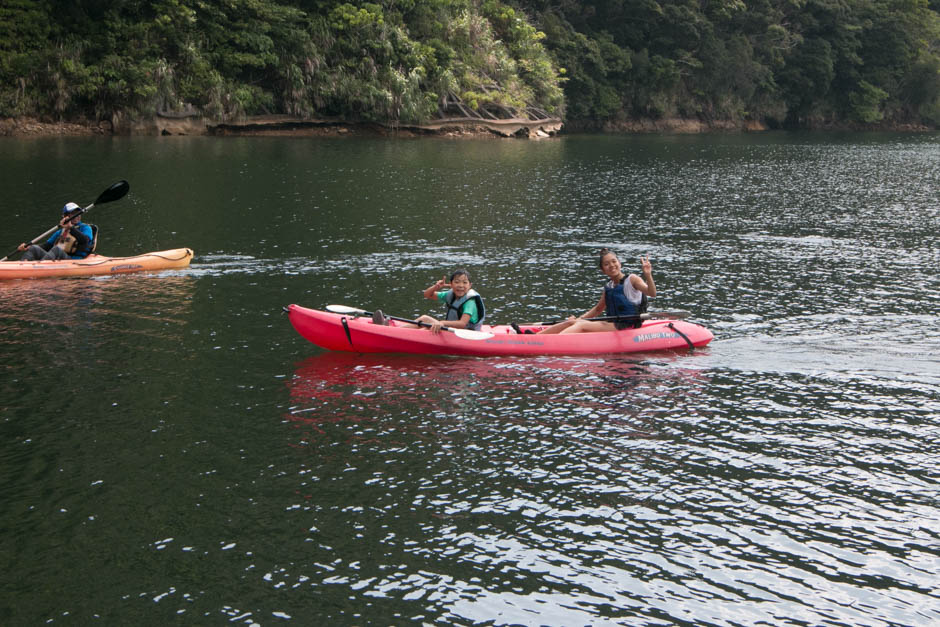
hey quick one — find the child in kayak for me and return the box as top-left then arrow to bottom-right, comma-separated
373,269 -> 486,333
536,249 -> 656,334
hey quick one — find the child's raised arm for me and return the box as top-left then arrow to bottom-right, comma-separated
423,275 -> 449,299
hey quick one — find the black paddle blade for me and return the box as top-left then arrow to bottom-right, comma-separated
94,180 -> 130,205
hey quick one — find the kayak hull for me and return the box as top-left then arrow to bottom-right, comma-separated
0,248 -> 194,280
287,305 -> 713,357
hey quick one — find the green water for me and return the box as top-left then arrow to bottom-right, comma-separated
1,133 -> 938,625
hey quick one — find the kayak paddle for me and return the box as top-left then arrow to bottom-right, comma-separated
2,180 -> 130,261
326,304 -> 494,340
517,311 -> 691,326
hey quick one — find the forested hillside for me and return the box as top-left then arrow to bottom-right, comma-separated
1,0 -> 938,131
537,0 -> 940,129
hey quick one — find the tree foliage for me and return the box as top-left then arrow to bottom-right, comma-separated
527,0 -> 940,127
0,0 -> 937,128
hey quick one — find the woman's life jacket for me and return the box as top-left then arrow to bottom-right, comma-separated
604,276 -> 648,326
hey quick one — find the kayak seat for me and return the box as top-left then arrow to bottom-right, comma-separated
88,224 -> 98,253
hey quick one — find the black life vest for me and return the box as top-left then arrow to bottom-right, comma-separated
444,289 -> 486,331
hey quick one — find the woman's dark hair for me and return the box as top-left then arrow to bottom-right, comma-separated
597,248 -> 617,268
450,268 -> 471,282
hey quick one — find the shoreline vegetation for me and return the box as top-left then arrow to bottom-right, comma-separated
2,2 -> 938,138
2,114 -> 933,139
0,113 -> 564,138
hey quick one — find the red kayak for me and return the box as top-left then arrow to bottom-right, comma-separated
287,305 -> 713,356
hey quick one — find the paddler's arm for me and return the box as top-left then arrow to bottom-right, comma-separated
68,224 -> 91,251
423,275 -> 449,299
577,293 -> 606,320
40,226 -> 67,251
440,312 -> 472,330
431,312 -> 471,333
630,256 -> 656,297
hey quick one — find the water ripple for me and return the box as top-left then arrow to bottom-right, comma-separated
277,348 -> 939,625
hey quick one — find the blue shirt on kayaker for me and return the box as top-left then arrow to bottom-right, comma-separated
536,249 -> 656,335
372,269 -> 486,334
18,202 -> 94,261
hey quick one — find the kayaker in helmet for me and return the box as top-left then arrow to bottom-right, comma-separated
373,269 -> 486,334
537,249 -> 656,334
17,202 -> 94,261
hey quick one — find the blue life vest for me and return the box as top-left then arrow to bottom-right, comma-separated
604,276 -> 648,327
445,289 -> 486,331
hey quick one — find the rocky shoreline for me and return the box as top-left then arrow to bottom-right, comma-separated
1,115 -> 931,138
0,117 -> 111,137
0,114 -> 564,139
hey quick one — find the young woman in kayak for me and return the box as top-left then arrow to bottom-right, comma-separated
373,269 -> 486,333
536,249 -> 656,334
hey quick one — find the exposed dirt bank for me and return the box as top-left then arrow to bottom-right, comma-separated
1,115 -> 560,138
2,115 -> 931,138
0,117 -> 111,137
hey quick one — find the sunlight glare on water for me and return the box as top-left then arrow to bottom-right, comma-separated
0,133 -> 937,625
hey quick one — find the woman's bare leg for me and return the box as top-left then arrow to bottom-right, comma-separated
536,319 -> 576,334
559,320 -> 617,334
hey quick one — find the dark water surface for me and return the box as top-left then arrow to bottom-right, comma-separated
1,133 -> 938,625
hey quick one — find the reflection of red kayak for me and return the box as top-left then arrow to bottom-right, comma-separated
286,352 -> 710,446
0,248 -> 193,280
287,305 -> 713,356
290,351 -> 694,395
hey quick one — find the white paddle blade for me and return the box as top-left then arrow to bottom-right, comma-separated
326,304 -> 367,315
452,329 -> 494,340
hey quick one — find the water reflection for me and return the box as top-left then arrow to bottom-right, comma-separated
0,274 -> 196,383
0,274 -> 194,327
287,352 -> 709,445
2,134 -> 938,625
277,354 -> 734,623
278,351 -> 936,626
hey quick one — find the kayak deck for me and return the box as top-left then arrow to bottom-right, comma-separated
0,248 -> 194,279
288,305 -> 713,357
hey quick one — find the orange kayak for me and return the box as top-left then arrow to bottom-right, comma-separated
0,248 -> 194,280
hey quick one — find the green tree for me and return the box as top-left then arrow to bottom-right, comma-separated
1,0 -> 936,129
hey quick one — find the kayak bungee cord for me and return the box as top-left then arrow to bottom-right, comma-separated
667,322 -> 695,350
